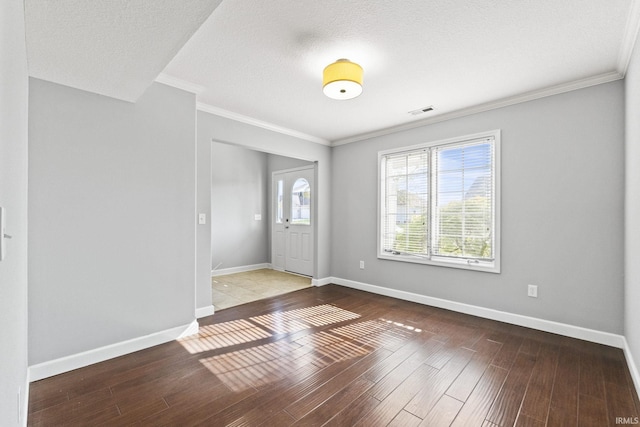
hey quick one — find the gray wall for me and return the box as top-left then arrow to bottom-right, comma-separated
211,142 -> 269,270
196,114 -> 213,311
196,112 -> 332,282
268,153 -> 313,173
28,80 -> 197,364
0,1 -> 29,424
625,30 -> 640,387
331,81 -> 624,334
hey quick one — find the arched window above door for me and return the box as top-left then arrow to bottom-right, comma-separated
291,178 -> 311,225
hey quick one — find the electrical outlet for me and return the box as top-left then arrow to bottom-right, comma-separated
359,260 -> 364,269
527,284 -> 538,298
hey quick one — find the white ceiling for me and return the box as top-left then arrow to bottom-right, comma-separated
25,0 -> 223,102
25,1 -> 640,145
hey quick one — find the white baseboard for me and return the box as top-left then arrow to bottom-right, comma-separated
331,277 -> 626,349
622,338 -> 640,401
21,377 -> 29,427
196,305 -> 215,318
312,277 -> 333,287
211,263 -> 271,277
28,320 -> 199,382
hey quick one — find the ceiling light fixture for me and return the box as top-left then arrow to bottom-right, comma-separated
323,59 -> 363,100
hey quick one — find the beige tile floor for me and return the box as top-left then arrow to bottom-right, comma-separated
211,268 -> 312,310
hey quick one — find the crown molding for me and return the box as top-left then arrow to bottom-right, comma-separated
161,67 -> 625,149
196,102 -> 331,146
155,73 -> 329,146
155,73 -> 206,94
617,0 -> 640,76
332,71 -> 624,146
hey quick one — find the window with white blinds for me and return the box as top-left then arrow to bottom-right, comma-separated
378,130 -> 500,273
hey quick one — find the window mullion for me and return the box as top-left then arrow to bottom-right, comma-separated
461,150 -> 466,257
378,130 -> 499,272
403,155 -> 409,253
427,148 -> 432,259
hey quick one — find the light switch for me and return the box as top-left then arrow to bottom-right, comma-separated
254,214 -> 262,221
198,213 -> 206,225
0,207 -> 6,261
0,207 -> 10,262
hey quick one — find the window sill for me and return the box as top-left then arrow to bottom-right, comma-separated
377,252 -> 500,274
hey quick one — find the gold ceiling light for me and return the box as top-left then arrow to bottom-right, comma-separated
322,59 -> 363,100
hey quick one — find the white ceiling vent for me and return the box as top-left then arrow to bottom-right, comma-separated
409,106 -> 434,116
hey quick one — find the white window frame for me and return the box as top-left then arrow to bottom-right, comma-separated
377,129 -> 501,273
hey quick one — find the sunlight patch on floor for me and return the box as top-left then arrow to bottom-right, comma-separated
197,313 -> 421,391
178,319 -> 273,354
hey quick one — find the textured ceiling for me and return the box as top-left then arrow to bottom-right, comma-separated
25,0 -> 223,102
25,1 -> 640,144
163,0 -> 638,144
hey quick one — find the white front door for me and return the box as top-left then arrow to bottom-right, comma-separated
272,167 -> 314,276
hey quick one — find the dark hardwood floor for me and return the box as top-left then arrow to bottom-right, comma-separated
28,285 -> 640,426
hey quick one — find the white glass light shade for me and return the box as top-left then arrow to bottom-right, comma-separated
322,59 -> 363,100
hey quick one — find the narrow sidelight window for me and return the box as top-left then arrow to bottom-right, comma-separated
291,178 -> 311,225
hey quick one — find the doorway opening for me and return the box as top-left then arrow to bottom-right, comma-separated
271,166 -> 315,277
210,142 -> 316,310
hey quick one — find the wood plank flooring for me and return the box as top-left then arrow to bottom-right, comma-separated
28,285 -> 640,426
